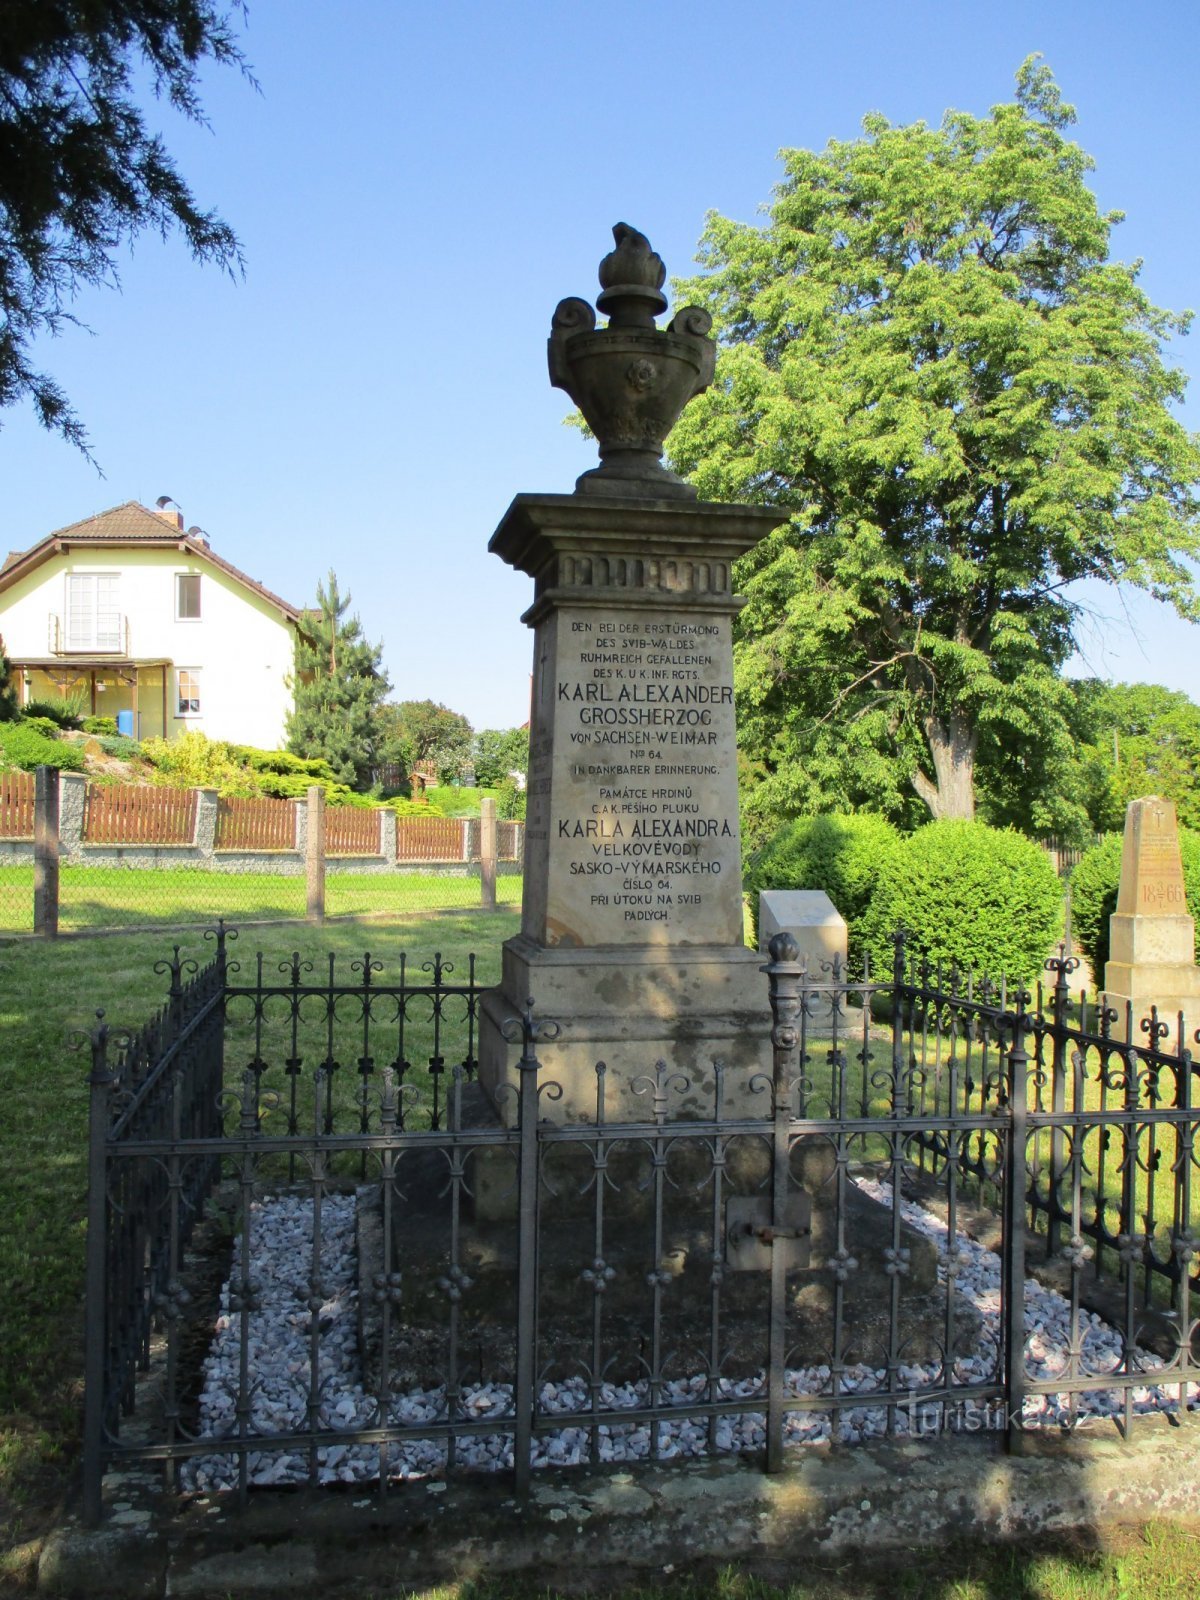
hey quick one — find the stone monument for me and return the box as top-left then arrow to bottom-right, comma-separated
1103,795 -> 1200,1033
478,225 -> 786,1115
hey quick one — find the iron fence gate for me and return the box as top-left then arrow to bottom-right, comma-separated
82,929 -> 1200,1522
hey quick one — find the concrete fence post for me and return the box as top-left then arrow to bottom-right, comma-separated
306,786 -> 326,923
194,787 -> 219,856
57,771 -> 86,860
33,765 -> 60,937
480,796 -> 497,911
380,806 -> 397,866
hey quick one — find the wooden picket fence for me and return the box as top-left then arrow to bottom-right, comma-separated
327,807 -> 384,856
215,795 -> 297,852
82,783 -> 198,845
0,770 -> 36,838
395,816 -> 465,862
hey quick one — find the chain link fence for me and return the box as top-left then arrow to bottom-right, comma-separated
0,769 -> 522,934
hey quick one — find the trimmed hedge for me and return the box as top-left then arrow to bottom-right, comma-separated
745,813 -> 902,970
862,820 -> 1063,985
1070,829 -> 1200,976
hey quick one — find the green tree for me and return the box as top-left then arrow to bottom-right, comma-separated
472,726 -> 529,788
383,700 -> 473,784
287,572 -> 391,789
1066,680 -> 1200,833
0,635 -> 18,721
0,1 -> 251,453
668,58 -> 1200,829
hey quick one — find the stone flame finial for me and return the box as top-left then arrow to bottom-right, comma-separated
549,224 -> 715,500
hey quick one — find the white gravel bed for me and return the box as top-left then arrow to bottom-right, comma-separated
181,1183 -> 1197,1493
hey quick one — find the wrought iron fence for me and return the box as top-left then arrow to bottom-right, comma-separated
81,931 -> 1200,1525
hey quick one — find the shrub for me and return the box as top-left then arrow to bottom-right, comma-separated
230,745 -> 338,782
1070,829 -> 1200,976
745,813 -> 902,969
81,716 -> 118,736
863,820 -> 1063,984
494,777 -> 526,821
142,731 -> 257,794
18,716 -> 61,739
388,797 -> 445,817
22,698 -> 82,729
0,722 -> 86,772
97,735 -> 144,760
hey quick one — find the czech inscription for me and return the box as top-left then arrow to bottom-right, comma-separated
530,607 -> 743,944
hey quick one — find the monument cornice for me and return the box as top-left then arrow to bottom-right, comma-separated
491,494 -> 787,624
489,492 -> 787,577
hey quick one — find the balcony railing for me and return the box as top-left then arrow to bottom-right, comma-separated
47,612 -> 130,655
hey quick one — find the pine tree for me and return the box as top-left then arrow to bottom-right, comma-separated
0,635 -> 18,721
286,572 -> 390,789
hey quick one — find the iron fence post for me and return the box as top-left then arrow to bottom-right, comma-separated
1045,948 -> 1078,1256
82,1011 -> 115,1525
1003,990 -> 1030,1453
512,1001 -> 548,1493
891,931 -> 907,1116
763,932 -> 803,1473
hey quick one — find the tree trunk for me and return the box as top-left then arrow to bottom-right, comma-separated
912,710 -> 977,820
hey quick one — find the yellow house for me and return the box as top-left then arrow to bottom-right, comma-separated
0,500 -> 300,746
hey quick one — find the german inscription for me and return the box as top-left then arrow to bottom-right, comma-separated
528,606 -> 744,946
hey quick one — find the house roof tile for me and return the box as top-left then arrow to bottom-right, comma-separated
0,501 -> 301,621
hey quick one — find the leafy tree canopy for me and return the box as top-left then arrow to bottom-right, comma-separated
287,571 -> 392,790
668,58 -> 1200,830
381,700 -> 473,785
472,726 -> 529,788
1065,679 -> 1200,833
0,0 -> 251,453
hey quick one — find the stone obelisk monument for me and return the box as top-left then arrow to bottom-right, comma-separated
479,225 -> 786,1116
1103,795 -> 1200,1033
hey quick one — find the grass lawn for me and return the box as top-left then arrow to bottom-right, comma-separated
0,864 -> 521,933
278,1528 -> 1200,1599
1,911 -> 1196,1596
0,908 -> 519,1582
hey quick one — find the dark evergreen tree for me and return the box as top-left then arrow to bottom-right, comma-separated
0,635 -> 18,721
0,1 -> 251,452
287,572 -> 390,789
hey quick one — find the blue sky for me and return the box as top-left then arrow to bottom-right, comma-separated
2,0 -> 1197,732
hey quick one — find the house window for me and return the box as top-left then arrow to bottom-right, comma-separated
176,669 -> 201,716
65,573 -> 121,650
176,573 -> 201,620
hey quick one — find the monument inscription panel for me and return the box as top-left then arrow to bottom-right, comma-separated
525,604 -> 744,947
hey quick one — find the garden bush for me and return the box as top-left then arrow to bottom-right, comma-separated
744,813 -> 902,969
494,777 -> 526,821
81,716 -> 118,736
17,716 -> 61,739
97,735 -> 144,760
0,721 -> 86,772
862,819 -> 1062,984
21,698 -> 82,730
1070,829 -> 1200,976
230,745 -> 338,782
388,797 -> 445,817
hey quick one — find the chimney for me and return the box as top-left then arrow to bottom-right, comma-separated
154,495 -> 183,531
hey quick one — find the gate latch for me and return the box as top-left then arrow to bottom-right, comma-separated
725,1194 -> 812,1272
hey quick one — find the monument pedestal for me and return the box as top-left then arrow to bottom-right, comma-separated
479,492 -> 785,1117
1102,797 -> 1200,1036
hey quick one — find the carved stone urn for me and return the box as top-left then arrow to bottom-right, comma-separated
548,223 -> 716,499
